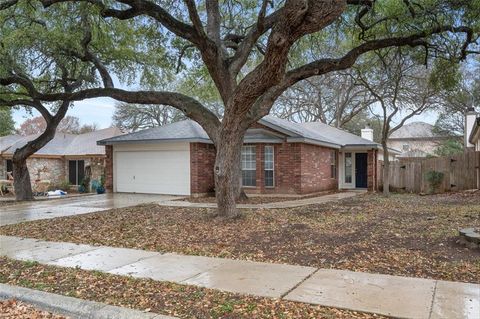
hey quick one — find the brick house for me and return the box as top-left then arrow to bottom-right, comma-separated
0,127 -> 122,189
98,116 -> 382,196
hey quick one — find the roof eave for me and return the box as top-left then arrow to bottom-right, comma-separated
341,144 -> 381,151
97,138 -> 214,145
258,119 -> 302,137
287,137 -> 341,149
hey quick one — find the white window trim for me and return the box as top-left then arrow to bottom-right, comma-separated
264,145 -> 275,188
241,145 -> 256,187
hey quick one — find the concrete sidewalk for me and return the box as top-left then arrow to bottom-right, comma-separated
160,191 -> 362,209
1,236 -> 478,319
0,283 -> 175,319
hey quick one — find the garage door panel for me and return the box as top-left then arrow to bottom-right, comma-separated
115,150 -> 190,195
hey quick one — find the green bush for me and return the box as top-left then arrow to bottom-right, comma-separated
426,170 -> 444,194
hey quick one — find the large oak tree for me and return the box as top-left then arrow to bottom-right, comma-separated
1,0 -> 478,216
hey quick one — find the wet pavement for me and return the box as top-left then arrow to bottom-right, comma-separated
1,235 -> 478,319
0,193 -> 178,226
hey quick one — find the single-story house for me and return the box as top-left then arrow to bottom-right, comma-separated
0,127 -> 122,188
98,116 -> 386,196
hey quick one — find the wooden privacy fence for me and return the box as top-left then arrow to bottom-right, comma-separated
378,151 -> 480,193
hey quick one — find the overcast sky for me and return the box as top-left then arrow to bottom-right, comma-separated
12,97 -> 440,130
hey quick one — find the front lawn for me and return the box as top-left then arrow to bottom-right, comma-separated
1,192 -> 479,283
0,258 -> 380,319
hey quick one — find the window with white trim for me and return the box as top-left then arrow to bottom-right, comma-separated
330,151 -> 337,179
264,146 -> 274,187
344,152 -> 352,184
241,146 -> 256,187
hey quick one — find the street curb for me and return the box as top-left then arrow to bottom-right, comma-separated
0,283 -> 176,319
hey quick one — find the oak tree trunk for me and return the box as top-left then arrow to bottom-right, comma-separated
214,126 -> 245,218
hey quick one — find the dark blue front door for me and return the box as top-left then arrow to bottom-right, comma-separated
355,153 -> 368,188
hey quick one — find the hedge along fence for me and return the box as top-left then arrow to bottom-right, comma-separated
377,151 -> 480,193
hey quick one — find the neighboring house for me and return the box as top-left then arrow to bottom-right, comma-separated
387,122 -> 461,158
98,116 -> 384,196
466,107 -> 480,151
0,127 -> 122,188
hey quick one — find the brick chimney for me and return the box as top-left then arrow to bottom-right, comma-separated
361,125 -> 374,141
465,106 -> 477,148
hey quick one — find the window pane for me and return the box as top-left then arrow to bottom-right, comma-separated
242,170 -> 256,187
242,146 -> 256,186
78,160 -> 85,184
265,170 -> 274,187
68,160 -> 77,185
345,153 -> 352,184
264,146 -> 274,187
330,151 -> 336,178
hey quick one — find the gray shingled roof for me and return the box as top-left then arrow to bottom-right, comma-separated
99,115 -> 380,149
1,127 -> 122,156
298,121 -> 378,147
389,122 -> 449,139
0,135 -> 24,153
97,121 -> 210,145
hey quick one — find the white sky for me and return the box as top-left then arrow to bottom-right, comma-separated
12,98 -> 439,129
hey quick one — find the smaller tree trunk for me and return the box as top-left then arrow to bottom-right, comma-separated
12,125 -> 60,201
382,140 -> 390,197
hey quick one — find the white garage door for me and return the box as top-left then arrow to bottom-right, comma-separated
115,150 -> 191,195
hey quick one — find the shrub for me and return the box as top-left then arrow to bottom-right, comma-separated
426,170 -> 444,194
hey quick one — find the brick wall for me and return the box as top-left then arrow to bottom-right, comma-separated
190,143 -> 216,195
299,144 -> 338,194
241,143 -> 338,195
105,145 -> 113,192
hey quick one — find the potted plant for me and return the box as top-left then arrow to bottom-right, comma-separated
96,175 -> 106,194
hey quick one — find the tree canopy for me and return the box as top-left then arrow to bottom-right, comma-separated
0,106 -> 15,136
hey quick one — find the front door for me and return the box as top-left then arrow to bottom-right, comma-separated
355,153 -> 368,188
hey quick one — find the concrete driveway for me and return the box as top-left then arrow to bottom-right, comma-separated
0,193 -> 179,226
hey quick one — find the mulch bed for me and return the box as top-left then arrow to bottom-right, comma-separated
1,192 -> 479,283
178,192 -> 334,204
0,299 -> 68,319
0,258 -> 381,319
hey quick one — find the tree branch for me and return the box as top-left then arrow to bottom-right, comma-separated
6,86 -> 221,143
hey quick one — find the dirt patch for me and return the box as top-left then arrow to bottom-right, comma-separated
0,299 -> 68,319
1,192 -> 479,283
0,258 -> 381,319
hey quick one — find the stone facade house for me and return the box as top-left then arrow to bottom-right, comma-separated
98,116 -> 382,196
0,127 -> 122,189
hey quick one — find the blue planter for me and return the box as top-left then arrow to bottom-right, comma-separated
96,186 -> 105,194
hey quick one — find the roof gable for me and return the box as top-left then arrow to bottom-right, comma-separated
1,127 -> 122,156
